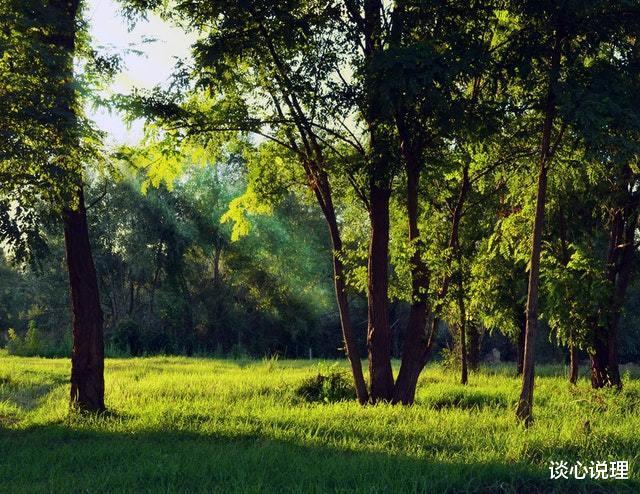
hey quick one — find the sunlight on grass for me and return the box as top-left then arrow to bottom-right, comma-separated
1,354 -> 638,492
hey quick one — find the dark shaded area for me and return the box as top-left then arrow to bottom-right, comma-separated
0,424 -> 634,493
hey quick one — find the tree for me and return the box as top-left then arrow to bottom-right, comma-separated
0,0 -> 106,411
513,0 -> 640,423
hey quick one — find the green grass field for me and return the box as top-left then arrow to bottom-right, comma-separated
1,351 -> 639,493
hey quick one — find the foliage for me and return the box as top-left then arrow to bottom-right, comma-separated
6,321 -> 41,357
295,365 -> 356,403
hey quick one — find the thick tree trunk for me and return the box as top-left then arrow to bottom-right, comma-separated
48,0 -> 105,412
367,184 -> 395,402
516,19 -> 564,425
64,188 -> 105,412
590,184 -> 638,389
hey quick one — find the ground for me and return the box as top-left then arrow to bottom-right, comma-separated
0,351 -> 639,493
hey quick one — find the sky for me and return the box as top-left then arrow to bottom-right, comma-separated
85,0 -> 195,146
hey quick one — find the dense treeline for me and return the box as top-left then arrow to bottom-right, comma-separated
1,0 -> 640,423
1,164 -> 353,358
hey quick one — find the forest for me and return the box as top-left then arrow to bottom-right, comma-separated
1,0 -> 640,492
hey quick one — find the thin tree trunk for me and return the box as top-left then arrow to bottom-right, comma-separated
516,310 -> 526,375
249,15 -> 370,401
127,270 -> 135,316
467,322 -> 481,371
516,19 -> 564,425
569,342 -> 579,384
393,137 -> 430,405
456,244 -> 468,385
318,178 -> 369,404
558,208 -> 579,384
64,188 -> 105,412
590,333 -> 608,388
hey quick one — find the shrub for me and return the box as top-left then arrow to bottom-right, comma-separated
6,328 -> 22,355
24,321 -> 40,355
295,367 -> 355,403
112,317 -> 143,356
6,322 -> 41,356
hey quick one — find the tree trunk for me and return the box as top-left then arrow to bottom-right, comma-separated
590,182 -> 638,389
367,183 -> 395,402
558,207 -> 579,384
393,145 -> 430,405
467,322 -> 481,371
318,178 -> 369,404
569,342 -> 579,384
48,0 -> 105,412
64,188 -> 105,412
516,19 -> 564,426
516,310 -> 526,375
590,333 -> 608,388
456,246 -> 468,385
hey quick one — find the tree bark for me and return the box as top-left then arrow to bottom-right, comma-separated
569,342 -> 579,384
516,19 -> 564,426
316,176 -> 369,404
48,0 -> 105,412
467,322 -> 481,371
590,174 -> 639,389
590,333 -> 608,388
516,315 -> 526,376
392,128 -> 430,404
558,207 -> 579,384
64,188 -> 105,412
367,183 -> 395,402
456,245 -> 468,385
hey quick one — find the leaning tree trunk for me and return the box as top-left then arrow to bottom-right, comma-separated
515,153 -> 548,425
314,174 -> 369,404
516,19 -> 564,426
64,188 -> 105,412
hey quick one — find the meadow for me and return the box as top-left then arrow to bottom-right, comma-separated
1,351 -> 639,493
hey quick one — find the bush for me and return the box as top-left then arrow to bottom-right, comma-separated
6,321 -> 41,356
112,318 -> 143,356
295,367 -> 356,403
6,328 -> 21,355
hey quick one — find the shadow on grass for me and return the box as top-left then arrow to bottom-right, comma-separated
0,424 -> 635,493
0,374 -> 67,412
422,390 -> 510,410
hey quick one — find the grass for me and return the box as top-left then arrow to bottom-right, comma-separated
1,351 -> 639,493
